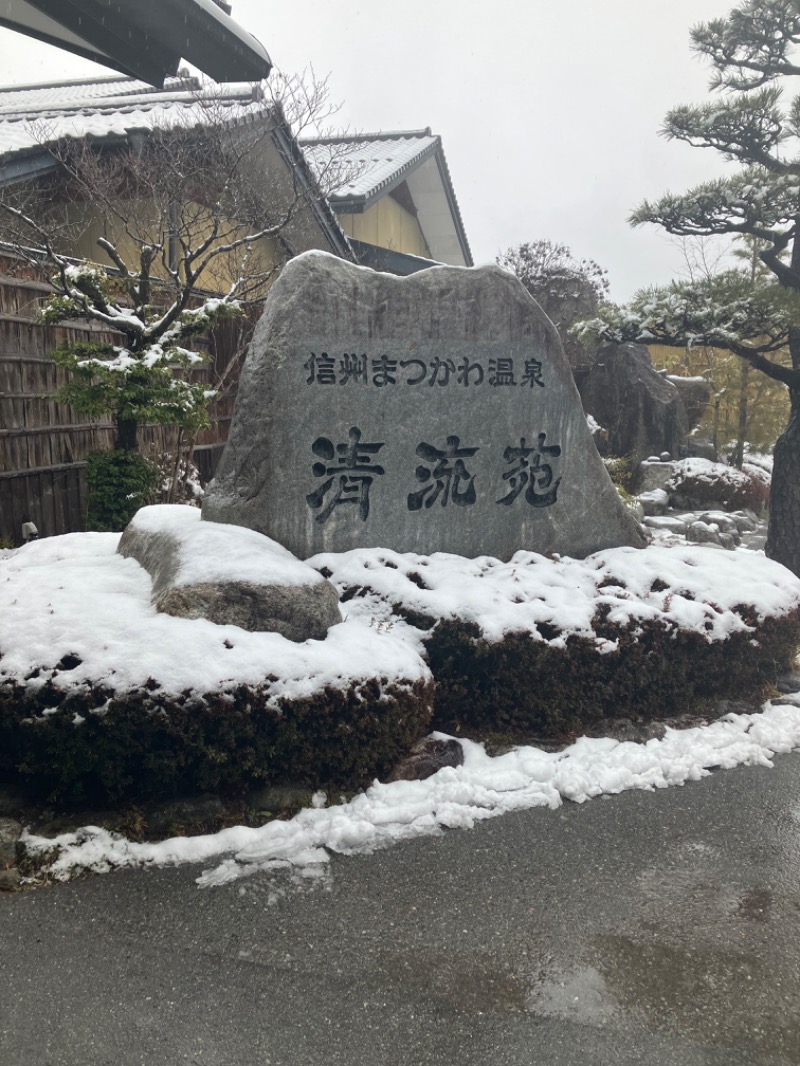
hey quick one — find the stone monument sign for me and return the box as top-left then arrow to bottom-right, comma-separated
202,252 -> 645,560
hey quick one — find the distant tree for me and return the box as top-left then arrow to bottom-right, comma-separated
497,239 -> 609,364
575,0 -> 800,576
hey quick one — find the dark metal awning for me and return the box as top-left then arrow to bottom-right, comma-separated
0,0 -> 272,86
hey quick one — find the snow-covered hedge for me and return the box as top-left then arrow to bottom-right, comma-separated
666,458 -> 769,514
0,535 -> 433,806
2,533 -> 800,807
314,546 -> 800,736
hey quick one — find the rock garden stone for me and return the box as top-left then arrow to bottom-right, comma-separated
729,511 -> 758,534
577,343 -> 690,466
203,252 -> 645,561
0,868 -> 22,891
638,489 -> 669,516
643,515 -> 689,535
637,460 -> 677,495
118,505 -> 341,641
687,521 -> 725,547
777,672 -> 800,694
697,511 -> 741,535
0,817 -> 22,866
388,737 -> 465,782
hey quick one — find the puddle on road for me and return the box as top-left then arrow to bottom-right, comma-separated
588,933 -> 800,1060
380,948 -> 529,1014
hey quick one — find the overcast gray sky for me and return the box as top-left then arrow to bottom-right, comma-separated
0,0 -> 735,300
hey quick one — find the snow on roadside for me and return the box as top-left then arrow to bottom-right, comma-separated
21,700 -> 800,888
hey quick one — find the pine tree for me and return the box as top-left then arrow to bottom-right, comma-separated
576,0 -> 800,575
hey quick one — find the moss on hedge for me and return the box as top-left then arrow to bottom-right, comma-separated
0,677 -> 434,808
425,607 -> 800,737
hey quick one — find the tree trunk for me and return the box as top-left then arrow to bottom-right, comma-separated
733,361 -> 749,469
766,386 -> 800,576
115,417 -> 138,452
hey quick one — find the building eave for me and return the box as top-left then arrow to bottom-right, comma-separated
0,0 -> 272,87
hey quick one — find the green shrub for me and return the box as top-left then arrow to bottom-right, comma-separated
86,449 -> 157,532
0,677 -> 434,809
425,607 -> 800,737
603,455 -> 635,493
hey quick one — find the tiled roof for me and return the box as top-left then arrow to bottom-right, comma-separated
300,131 -> 439,204
0,75 -> 265,160
0,75 -> 162,112
0,73 -> 352,259
300,130 -> 472,267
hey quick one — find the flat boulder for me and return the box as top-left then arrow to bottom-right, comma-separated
203,252 -> 644,561
118,505 -> 341,641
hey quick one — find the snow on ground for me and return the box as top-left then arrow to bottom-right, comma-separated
21,700 -> 800,888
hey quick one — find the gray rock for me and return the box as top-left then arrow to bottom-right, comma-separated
697,511 -> 740,535
742,529 -> 768,551
118,505 -> 341,641
687,520 -> 722,546
203,253 -> 645,561
637,488 -> 669,516
0,817 -> 22,866
687,436 -> 718,461
729,511 -> 758,534
667,376 -> 711,431
776,672 -> 800,694
577,344 -> 690,468
643,515 -> 689,535
388,737 -> 465,782
0,868 -> 22,891
637,460 -> 676,495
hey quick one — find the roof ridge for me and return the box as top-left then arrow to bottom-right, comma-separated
299,129 -> 434,145
0,74 -> 142,96
0,84 -> 259,121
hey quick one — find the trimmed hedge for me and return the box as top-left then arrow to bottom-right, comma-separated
424,607 -> 800,737
0,677 -> 434,808
3,599 -> 798,809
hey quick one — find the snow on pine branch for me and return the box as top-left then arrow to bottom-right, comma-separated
573,270 -> 794,357
631,170 -> 800,237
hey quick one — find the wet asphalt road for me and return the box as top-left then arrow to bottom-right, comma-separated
2,754 -> 800,1066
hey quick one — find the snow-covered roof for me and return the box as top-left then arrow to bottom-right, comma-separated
303,132 -> 440,202
0,74 -> 265,163
0,73 -> 352,259
300,131 -> 473,268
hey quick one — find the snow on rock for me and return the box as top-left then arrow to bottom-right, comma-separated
21,702 -> 800,887
0,533 -> 428,704
121,504 -> 326,589
667,457 -> 757,491
117,505 -> 343,640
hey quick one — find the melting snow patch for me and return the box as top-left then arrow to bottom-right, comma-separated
21,702 -> 800,888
